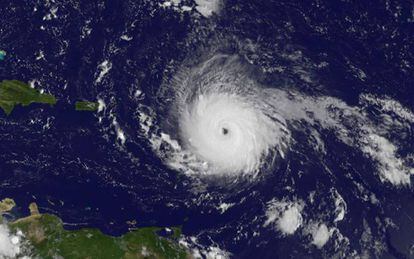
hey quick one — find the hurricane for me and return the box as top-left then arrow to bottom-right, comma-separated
149,46 -> 413,186
173,55 -> 289,176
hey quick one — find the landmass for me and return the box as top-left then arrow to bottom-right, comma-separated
0,80 -> 57,115
75,100 -> 99,111
1,199 -> 189,259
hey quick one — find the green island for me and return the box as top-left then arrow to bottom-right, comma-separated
75,101 -> 99,112
0,198 -> 16,214
0,80 -> 57,115
0,79 -> 100,114
1,199 -> 189,259
0,50 -> 6,60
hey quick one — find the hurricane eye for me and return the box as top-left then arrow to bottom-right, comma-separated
222,128 -> 229,135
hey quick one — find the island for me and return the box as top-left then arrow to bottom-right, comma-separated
0,198 -> 15,214
0,50 -> 6,60
75,100 -> 99,112
0,80 -> 57,115
0,199 -> 189,259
